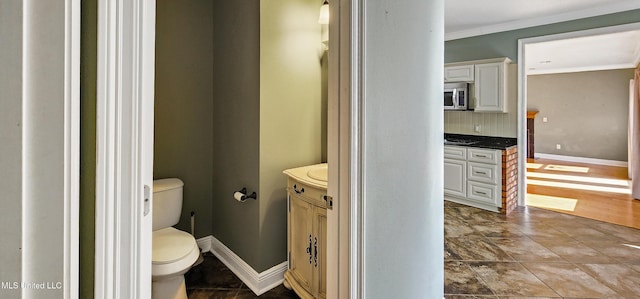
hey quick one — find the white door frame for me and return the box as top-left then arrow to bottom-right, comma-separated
326,0 -> 363,298
94,0 -> 156,298
95,0 -> 357,297
516,21 -> 640,207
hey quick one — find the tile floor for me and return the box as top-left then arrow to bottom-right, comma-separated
186,200 -> 640,298
445,200 -> 640,298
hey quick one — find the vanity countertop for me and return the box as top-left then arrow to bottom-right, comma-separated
282,163 -> 328,190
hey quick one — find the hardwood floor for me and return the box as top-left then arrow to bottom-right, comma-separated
526,158 -> 640,229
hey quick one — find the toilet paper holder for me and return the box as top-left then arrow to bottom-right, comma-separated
234,187 -> 257,201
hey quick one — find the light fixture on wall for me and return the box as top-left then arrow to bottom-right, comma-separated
318,0 -> 329,50
318,0 -> 329,25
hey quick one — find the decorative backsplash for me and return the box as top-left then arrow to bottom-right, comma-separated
444,109 -> 517,138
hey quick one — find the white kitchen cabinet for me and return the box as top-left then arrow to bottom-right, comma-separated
444,146 -> 467,198
467,181 -> 500,206
283,164 -> 328,299
473,59 -> 509,113
467,162 -> 499,185
444,159 -> 467,198
444,145 -> 502,211
444,64 -> 474,82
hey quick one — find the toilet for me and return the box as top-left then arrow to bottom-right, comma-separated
152,178 -> 200,299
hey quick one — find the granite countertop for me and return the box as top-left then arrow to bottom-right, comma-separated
444,133 -> 517,150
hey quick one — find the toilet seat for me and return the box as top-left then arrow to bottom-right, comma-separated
152,227 -> 199,278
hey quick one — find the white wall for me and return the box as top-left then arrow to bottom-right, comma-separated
528,69 -> 634,161
362,0 -> 444,297
0,1 -> 24,295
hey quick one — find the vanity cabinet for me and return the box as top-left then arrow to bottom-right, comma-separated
283,165 -> 328,299
473,59 -> 509,113
444,64 -> 474,82
444,145 -> 502,211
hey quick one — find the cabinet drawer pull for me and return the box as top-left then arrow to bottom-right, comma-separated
474,171 -> 487,175
475,191 -> 487,195
293,184 -> 305,194
475,154 -> 488,158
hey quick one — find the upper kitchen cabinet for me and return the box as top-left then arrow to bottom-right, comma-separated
444,64 -> 474,82
473,58 -> 510,113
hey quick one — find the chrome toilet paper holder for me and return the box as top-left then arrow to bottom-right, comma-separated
235,187 -> 257,201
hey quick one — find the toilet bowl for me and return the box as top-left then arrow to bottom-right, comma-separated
152,178 -> 199,299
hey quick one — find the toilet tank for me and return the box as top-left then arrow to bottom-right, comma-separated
152,178 -> 184,231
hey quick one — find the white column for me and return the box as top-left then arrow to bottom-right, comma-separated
360,0 -> 444,297
0,0 -> 79,298
22,0 -> 80,298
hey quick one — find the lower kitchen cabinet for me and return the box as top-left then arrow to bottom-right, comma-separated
444,145 -> 502,212
444,159 -> 466,198
283,165 -> 328,299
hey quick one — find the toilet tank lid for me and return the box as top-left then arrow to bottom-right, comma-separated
153,178 -> 184,192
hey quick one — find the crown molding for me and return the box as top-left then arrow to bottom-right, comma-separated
445,1 -> 640,41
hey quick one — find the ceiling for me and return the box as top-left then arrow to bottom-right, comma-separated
445,0 -> 640,74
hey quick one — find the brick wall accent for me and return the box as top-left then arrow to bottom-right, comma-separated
501,147 -> 518,215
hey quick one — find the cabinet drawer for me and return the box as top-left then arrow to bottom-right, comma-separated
467,181 -> 500,206
467,148 -> 500,164
288,179 -> 328,208
467,162 -> 500,185
444,146 -> 467,160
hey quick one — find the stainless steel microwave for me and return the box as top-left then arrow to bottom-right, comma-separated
444,82 -> 468,110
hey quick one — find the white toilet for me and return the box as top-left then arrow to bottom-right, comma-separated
152,178 -> 200,299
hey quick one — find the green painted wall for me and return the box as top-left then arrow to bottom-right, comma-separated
259,0 -> 324,271
80,0 -> 97,297
154,0 -> 214,238
211,0 -> 323,272
212,0 -> 262,269
445,9 -> 640,63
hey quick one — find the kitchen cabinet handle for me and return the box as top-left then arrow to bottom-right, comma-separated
314,237 -> 318,267
475,171 -> 487,175
475,191 -> 487,195
293,184 -> 305,194
306,234 -> 312,264
475,154 -> 488,158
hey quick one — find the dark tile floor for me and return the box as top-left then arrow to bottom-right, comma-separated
186,201 -> 640,298
185,252 -> 298,299
445,200 -> 640,298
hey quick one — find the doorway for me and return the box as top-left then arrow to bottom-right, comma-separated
518,22 -> 640,227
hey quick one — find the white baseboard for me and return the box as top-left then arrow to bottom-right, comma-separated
196,235 -> 288,296
196,236 -> 213,253
534,153 -> 628,167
